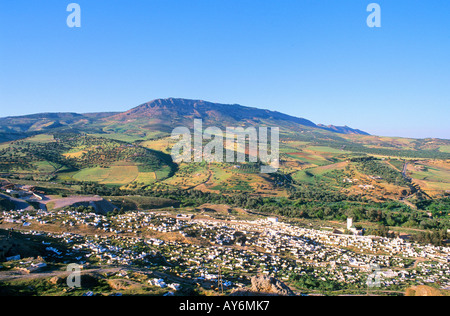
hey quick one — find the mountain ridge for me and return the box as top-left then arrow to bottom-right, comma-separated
107,98 -> 370,135
0,98 -> 369,137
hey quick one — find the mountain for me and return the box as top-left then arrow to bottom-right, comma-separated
0,111 -> 120,142
0,113 -> 83,133
0,112 -> 116,134
108,98 -> 317,130
0,98 -> 369,139
112,98 -> 317,125
105,98 -> 369,135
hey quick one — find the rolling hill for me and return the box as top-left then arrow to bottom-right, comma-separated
0,98 -> 449,204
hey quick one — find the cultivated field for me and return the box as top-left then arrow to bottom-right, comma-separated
73,164 -> 139,185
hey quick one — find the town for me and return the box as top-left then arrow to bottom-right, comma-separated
1,205 -> 449,296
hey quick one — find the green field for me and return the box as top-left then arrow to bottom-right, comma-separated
279,141 -> 309,153
22,134 -> 55,143
34,161 -> 60,173
72,167 -> 111,182
154,165 -> 173,181
439,145 -> 450,153
73,164 -> 139,185
134,172 -> 157,185
89,133 -> 147,143
292,168 -> 330,183
209,165 -> 233,184
418,181 -> 450,191
285,152 -> 331,166
388,159 -> 405,171
210,173 -> 254,192
305,146 -> 350,154
410,166 -> 450,183
103,165 -> 139,184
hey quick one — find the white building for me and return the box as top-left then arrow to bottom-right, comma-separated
267,217 -> 278,224
347,218 -> 353,230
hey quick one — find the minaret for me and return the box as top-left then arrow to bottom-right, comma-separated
347,218 -> 353,230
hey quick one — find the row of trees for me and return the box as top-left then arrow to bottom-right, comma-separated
410,230 -> 449,246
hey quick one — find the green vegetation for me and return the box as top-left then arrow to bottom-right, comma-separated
0,132 -> 176,184
72,167 -> 111,182
440,145 -> 450,153
0,273 -> 113,296
352,157 -> 408,186
410,230 -> 448,246
310,138 -> 450,159
76,181 -> 450,233
388,159 -> 405,171
210,176 -> 254,192
415,198 -> 450,218
410,165 -> 450,183
289,271 -> 350,292
1,121 -> 449,239
2,101 -> 450,297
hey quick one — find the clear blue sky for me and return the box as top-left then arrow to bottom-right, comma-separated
0,0 -> 449,139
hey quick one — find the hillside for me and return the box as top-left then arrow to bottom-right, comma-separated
0,132 -> 176,186
317,124 -> 370,135
0,98 -> 449,224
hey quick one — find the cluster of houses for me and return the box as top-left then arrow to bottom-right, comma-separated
2,208 -> 52,226
1,207 -> 450,292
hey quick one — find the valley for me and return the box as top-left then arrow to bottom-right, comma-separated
0,98 -> 449,296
